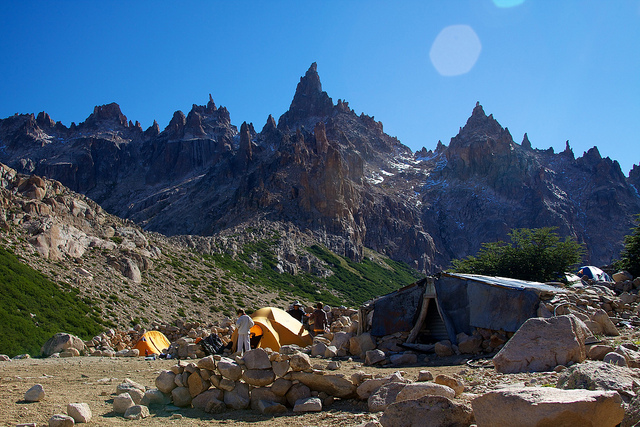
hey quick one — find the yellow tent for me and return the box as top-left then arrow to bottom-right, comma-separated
133,330 -> 171,356
232,307 -> 312,352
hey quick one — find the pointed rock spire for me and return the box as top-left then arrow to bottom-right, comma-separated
206,94 -> 217,113
277,63 -> 334,130
521,133 -> 531,149
261,114 -> 277,134
239,121 -> 253,164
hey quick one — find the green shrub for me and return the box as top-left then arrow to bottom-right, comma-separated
614,215 -> 640,278
0,247 -> 104,357
449,227 -> 585,282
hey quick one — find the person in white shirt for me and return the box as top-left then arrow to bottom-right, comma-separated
236,308 -> 254,355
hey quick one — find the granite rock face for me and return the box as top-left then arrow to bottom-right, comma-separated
1,64 -> 638,273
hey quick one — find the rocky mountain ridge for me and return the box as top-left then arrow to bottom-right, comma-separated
1,63 -> 638,272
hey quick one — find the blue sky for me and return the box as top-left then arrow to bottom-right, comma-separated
1,1 -> 639,173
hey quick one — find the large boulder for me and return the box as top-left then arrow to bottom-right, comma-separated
155,370 -> 177,394
67,402 -> 92,423
395,382 -> 455,402
493,314 -> 591,373
556,361 -> 640,401
24,384 -> 45,402
217,357 -> 243,381
380,395 -> 473,427
356,372 -> 408,400
287,371 -> 357,399
223,382 -> 250,410
349,332 -> 376,358
242,369 -> 276,387
289,352 -> 312,371
472,386 -> 624,427
192,389 -> 225,413
368,382 -> 407,413
41,333 -> 86,357
243,348 -> 272,370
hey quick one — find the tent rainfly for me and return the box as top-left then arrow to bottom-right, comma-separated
359,272 -> 567,345
133,330 -> 171,355
231,307 -> 313,352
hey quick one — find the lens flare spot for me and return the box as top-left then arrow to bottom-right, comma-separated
493,0 -> 525,7
429,25 -> 482,77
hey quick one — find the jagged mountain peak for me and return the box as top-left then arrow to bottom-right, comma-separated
80,102 -> 128,129
277,62 -> 334,131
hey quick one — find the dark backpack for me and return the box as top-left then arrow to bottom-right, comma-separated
201,333 -> 225,356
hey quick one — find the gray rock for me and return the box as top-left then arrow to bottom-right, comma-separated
217,357 -> 243,381
67,402 -> 92,423
556,360 -> 640,401
24,384 -> 45,402
192,389 -> 225,412
171,386 -> 192,407
368,382 -> 406,412
257,399 -> 287,414
113,392 -> 135,414
472,386 -> 624,427
141,389 -> 171,406
48,414 -> 75,427
41,333 -> 86,357
289,353 -> 312,371
604,351 -> 628,367
288,371 -> 357,399
197,355 -> 216,371
242,368 -> 275,387
223,382 -> 250,410
493,314 -> 591,373
356,372 -> 408,400
155,370 -> 177,394
417,370 -> 433,382
286,383 -> 311,407
365,349 -> 386,365
381,395 -> 473,427
272,359 -> 290,377
395,382 -> 455,402
123,405 -> 150,420
293,396 -> 322,412
271,378 -> 293,396
250,387 -> 286,410
389,352 -> 417,365
243,348 -> 272,370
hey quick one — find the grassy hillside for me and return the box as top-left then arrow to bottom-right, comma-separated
200,239 -> 422,315
0,247 -> 104,357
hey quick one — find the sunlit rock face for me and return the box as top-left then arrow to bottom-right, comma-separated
0,65 -> 638,273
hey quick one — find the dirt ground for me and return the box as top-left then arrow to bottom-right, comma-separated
0,355 -> 553,426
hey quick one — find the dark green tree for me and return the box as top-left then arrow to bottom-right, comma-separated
614,215 -> 640,278
449,227 -> 585,282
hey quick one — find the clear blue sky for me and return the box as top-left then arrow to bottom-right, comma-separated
1,1 -> 639,173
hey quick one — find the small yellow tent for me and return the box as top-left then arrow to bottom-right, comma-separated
232,307 -> 312,352
133,331 -> 171,356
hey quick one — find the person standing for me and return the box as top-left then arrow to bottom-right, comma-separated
236,308 -> 254,355
310,302 -> 328,336
287,301 -> 305,323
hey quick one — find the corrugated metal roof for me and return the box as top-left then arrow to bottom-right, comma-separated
441,272 -> 567,294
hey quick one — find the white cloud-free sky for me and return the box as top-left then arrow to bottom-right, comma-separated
1,1 -> 638,173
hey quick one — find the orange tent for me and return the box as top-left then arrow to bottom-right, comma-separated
232,307 -> 312,352
133,331 -> 171,356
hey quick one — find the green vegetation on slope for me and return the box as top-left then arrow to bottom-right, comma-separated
615,214 -> 640,278
202,237 -> 421,309
0,247 -> 104,357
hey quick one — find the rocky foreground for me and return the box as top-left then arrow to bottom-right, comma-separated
6,268 -> 640,426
